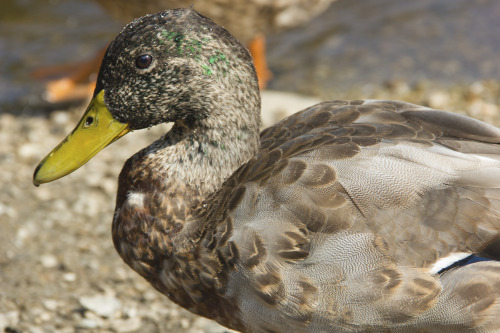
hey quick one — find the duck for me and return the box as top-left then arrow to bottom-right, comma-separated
41,0 -> 334,102
33,8 -> 500,332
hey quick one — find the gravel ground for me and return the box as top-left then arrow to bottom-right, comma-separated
1,85 -> 500,332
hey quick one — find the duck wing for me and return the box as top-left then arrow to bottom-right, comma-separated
213,100 -> 500,331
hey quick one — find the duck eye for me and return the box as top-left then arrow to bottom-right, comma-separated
135,54 -> 153,69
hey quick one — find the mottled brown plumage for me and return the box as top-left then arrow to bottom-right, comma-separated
35,9 -> 500,333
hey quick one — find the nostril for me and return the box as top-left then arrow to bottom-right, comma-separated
85,116 -> 94,127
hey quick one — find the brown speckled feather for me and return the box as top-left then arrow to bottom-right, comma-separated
37,9 -> 500,333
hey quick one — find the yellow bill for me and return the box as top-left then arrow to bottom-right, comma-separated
33,90 -> 130,186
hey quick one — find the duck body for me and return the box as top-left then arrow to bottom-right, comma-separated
115,99 -> 500,332
34,9 -> 500,332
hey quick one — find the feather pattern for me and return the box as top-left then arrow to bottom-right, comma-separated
114,99 -> 500,332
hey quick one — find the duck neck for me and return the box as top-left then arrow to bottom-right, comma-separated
148,86 -> 261,195
111,88 -> 261,306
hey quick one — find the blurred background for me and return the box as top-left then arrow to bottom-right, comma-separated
1,0 -> 500,332
2,0 -> 500,114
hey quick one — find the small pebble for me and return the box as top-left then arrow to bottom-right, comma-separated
63,272 -> 77,282
0,311 -> 19,330
51,111 -> 70,125
111,317 -> 142,332
79,294 -> 122,318
77,318 -> 100,329
427,90 -> 450,109
42,299 -> 59,311
18,143 -> 41,160
40,254 -> 58,268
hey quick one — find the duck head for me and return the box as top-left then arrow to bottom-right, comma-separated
33,8 -> 259,185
